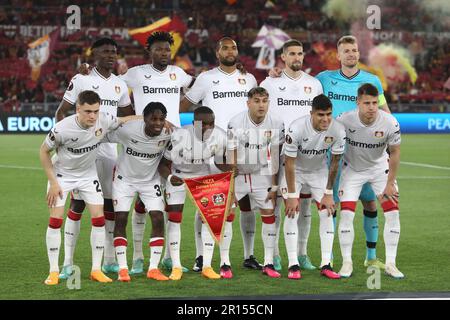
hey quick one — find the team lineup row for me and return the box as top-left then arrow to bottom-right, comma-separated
40,32 -> 403,286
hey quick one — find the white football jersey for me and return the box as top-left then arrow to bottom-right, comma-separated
165,125 -> 227,177
284,115 -> 346,172
337,110 -> 401,171
120,64 -> 192,126
104,120 -> 171,184
228,111 -> 284,175
45,112 -> 120,179
63,68 -> 131,159
185,67 -> 257,130
260,70 -> 323,128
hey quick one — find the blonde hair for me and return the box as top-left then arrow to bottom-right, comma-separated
337,35 -> 357,48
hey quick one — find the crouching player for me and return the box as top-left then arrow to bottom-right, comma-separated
228,87 -> 285,278
159,106 -> 231,280
337,83 -> 403,279
40,90 -> 138,285
283,94 -> 345,280
105,102 -> 173,281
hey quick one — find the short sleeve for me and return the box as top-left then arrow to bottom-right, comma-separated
184,73 -> 207,104
44,127 -> 62,150
104,112 -> 121,132
387,118 -> 401,146
226,121 -> 238,151
283,126 -> 299,158
178,68 -> 193,89
119,68 -> 137,90
62,75 -> 82,105
331,124 -> 346,155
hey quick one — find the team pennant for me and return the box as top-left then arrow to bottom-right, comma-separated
184,172 -> 235,244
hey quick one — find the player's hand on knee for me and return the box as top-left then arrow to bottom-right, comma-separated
47,183 -> 63,207
265,190 -> 277,207
320,194 -> 335,216
285,198 -> 299,218
78,63 -> 92,75
382,183 -> 399,204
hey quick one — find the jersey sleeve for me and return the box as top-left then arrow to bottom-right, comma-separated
184,73 -> 207,104
62,75 -> 83,105
372,75 -> 387,106
315,78 -> 324,95
118,83 -> 131,108
163,141 -> 173,161
273,119 -> 285,146
331,123 -> 346,155
315,71 -> 326,86
178,68 -> 193,89
387,117 -> 401,146
226,120 -> 238,151
44,126 -> 63,150
248,73 -> 258,88
214,130 -> 228,164
283,125 -> 299,158
119,68 -> 137,90
103,112 -> 121,132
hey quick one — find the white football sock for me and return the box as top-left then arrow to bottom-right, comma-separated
162,211 -> 171,260
194,210 -> 203,258
262,221 -> 276,266
149,237 -> 164,270
319,209 -> 334,267
46,226 -> 61,273
339,210 -> 355,263
273,197 -> 283,257
201,223 -> 215,268
63,216 -> 80,266
240,210 -> 255,259
113,237 -> 128,270
284,213 -> 299,267
219,221 -> 232,266
103,217 -> 116,265
90,226 -> 105,271
384,211 -> 400,265
131,210 -> 146,261
167,221 -> 181,268
297,197 -> 312,256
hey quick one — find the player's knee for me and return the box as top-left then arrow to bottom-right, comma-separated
261,214 -> 275,224
362,200 -> 377,212
381,200 -> 399,213
363,209 -> 377,218
104,211 -> 115,221
67,209 -> 82,221
168,211 -> 182,223
150,211 -> 165,231
226,212 -> 235,222
134,199 -> 146,214
70,199 -> 86,213
340,201 -> 357,213
91,216 -> 105,227
48,217 -> 63,229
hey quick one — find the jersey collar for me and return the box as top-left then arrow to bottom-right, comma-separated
339,69 -> 360,80
93,67 -> 112,81
217,67 -> 237,76
150,64 -> 169,74
282,70 -> 303,81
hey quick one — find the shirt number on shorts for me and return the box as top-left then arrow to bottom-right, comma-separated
154,185 -> 162,197
93,180 -> 102,193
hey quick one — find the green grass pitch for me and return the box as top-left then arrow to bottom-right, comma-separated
0,134 -> 449,299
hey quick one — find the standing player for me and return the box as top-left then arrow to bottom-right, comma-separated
316,35 -> 391,269
180,37 -> 261,273
104,102 -> 173,282
261,39 -> 323,271
283,94 -> 345,280
55,38 -> 132,279
227,87 -> 284,278
119,31 -> 194,274
40,90 -> 138,285
336,84 -> 403,279
160,106 -> 231,279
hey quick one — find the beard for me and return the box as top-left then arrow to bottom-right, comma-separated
220,56 -> 237,67
289,62 -> 302,71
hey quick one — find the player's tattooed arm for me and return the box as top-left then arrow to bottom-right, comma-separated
284,155 -> 299,218
382,144 -> 400,203
321,153 -> 341,215
158,157 -> 183,186
39,143 -> 63,207
55,100 -> 75,122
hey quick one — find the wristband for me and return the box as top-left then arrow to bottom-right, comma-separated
324,189 -> 333,195
270,185 -> 279,192
287,192 -> 298,199
167,174 -> 173,183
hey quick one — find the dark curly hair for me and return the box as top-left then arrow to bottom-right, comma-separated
146,31 -> 174,50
